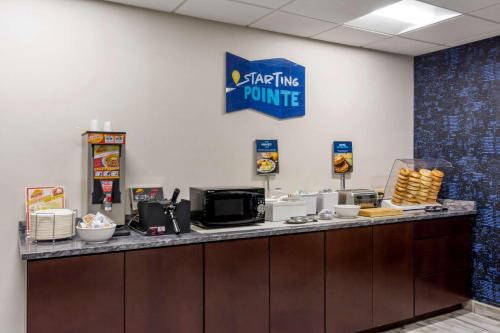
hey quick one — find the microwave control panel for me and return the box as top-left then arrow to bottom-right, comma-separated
256,198 -> 266,216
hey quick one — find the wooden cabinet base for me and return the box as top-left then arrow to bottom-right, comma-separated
414,217 -> 472,317
125,245 -> 203,333
25,216 -> 473,333
205,238 -> 269,333
270,232 -> 324,333
416,270 -> 470,316
373,223 -> 414,327
326,227 -> 373,333
27,253 -> 124,333
414,233 -> 471,275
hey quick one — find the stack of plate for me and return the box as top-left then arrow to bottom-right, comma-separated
29,209 -> 75,241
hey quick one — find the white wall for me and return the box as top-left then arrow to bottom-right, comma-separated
0,0 -> 413,331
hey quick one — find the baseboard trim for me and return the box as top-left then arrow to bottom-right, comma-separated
360,305 -> 463,333
463,300 -> 500,321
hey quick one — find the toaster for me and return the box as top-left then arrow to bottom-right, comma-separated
337,189 -> 378,208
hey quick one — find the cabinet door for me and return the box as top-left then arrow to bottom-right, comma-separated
414,233 -> 471,276
414,216 -> 471,239
415,270 -> 470,315
27,253 -> 124,333
125,245 -> 203,333
414,217 -> 472,316
373,223 -> 413,327
205,238 -> 269,333
326,227 -> 373,333
270,232 -> 324,333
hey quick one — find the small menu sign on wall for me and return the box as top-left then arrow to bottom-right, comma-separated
256,140 -> 279,175
333,141 -> 353,174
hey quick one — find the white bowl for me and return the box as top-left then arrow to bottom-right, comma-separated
76,225 -> 116,242
334,205 -> 360,218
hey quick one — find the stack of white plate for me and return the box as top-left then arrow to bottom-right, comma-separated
30,209 -> 75,241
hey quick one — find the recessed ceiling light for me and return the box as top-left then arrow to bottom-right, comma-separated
345,0 -> 460,35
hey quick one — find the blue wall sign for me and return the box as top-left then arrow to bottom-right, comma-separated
225,52 -> 305,119
256,140 -> 279,174
333,141 -> 353,174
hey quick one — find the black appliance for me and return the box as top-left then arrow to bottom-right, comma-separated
129,188 -> 191,236
190,186 -> 265,227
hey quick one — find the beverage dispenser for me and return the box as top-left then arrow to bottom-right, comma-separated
82,131 -> 126,225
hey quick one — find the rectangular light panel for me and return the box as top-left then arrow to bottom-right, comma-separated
346,0 -> 460,35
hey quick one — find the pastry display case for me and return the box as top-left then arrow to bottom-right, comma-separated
382,159 -> 452,210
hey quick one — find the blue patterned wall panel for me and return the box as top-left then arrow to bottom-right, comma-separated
414,36 -> 499,306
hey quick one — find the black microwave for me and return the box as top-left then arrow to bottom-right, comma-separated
190,186 -> 265,227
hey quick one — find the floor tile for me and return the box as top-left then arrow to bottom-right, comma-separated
424,314 -> 484,332
453,312 -> 500,333
383,310 -> 500,333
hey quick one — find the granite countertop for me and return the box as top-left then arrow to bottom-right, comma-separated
19,200 -> 476,261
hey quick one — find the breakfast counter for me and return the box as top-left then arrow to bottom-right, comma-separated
19,199 -> 475,260
22,199 -> 476,333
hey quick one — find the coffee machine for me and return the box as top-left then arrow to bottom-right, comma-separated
82,131 -> 126,226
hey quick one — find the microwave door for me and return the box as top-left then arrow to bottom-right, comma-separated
206,192 -> 253,224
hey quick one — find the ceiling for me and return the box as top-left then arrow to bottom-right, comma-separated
105,0 -> 500,56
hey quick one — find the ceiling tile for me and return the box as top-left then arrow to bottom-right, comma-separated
105,0 -> 185,12
313,26 -> 390,47
414,44 -> 449,56
250,11 -> 337,37
415,29 -> 500,53
447,29 -> 500,47
229,0 -> 291,9
176,0 -> 271,26
280,0 -> 399,24
470,4 -> 500,23
419,0 -> 500,13
402,15 -> 500,45
365,36 -> 440,55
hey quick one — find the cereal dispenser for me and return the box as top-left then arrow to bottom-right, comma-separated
82,131 -> 126,225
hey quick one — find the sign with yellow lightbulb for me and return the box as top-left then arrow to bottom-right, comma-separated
226,52 -> 305,119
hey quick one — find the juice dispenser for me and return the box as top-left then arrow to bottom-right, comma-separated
82,131 -> 126,225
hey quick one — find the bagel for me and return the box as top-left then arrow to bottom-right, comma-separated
419,169 -> 432,177
399,168 -> 411,176
410,171 -> 420,178
431,169 -> 444,178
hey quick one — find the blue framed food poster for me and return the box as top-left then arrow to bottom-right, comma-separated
256,140 -> 279,175
333,141 -> 353,174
